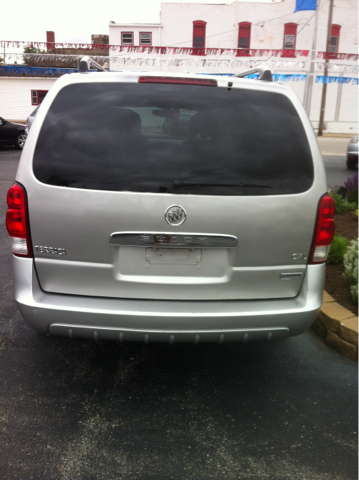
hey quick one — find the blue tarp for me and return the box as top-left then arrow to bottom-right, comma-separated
0,65 -> 78,76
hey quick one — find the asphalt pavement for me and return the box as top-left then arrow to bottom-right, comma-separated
317,137 -> 356,189
0,146 -> 357,480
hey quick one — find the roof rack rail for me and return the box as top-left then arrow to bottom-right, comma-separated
78,56 -> 107,73
234,66 -> 273,82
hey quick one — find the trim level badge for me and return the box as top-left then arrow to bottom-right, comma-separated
165,205 -> 186,226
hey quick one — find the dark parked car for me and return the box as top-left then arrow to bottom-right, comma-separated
346,135 -> 358,170
26,106 -> 40,132
0,117 -> 27,149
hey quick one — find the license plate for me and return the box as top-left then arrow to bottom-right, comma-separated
145,248 -> 202,265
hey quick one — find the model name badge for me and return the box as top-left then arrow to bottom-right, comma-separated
35,246 -> 67,255
292,253 -> 307,260
110,233 -> 238,248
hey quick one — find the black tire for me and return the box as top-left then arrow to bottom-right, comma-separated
346,156 -> 358,170
14,132 -> 26,150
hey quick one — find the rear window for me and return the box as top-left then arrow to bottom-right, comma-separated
33,82 -> 313,195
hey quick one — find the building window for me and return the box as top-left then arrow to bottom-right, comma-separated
237,22 -> 251,56
330,24 -> 341,54
121,32 -> 134,45
31,90 -> 48,106
193,20 -> 207,52
140,32 -> 152,45
282,23 -> 297,57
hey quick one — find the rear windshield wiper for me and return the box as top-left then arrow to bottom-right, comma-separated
173,181 -> 273,188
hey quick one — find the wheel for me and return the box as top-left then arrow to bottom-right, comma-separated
346,156 -> 358,170
14,132 -> 26,150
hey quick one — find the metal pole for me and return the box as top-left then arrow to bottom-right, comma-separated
334,69 -> 344,122
318,0 -> 334,136
304,0 -> 320,115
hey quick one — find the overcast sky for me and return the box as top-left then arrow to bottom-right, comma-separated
0,0 -> 272,45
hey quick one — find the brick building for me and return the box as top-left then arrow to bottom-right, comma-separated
28,31 -> 109,68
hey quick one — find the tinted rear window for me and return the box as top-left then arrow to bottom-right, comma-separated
33,82 -> 313,195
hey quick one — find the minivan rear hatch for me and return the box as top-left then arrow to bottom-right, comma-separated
29,77 -> 316,301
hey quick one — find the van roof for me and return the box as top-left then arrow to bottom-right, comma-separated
60,69 -> 292,95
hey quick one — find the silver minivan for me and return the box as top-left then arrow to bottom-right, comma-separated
6,64 -> 335,343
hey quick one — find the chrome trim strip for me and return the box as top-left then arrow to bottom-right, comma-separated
110,232 -> 238,248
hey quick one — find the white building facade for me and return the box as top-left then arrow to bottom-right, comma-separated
109,23 -> 162,49
109,0 -> 358,134
0,76 -> 57,122
159,0 -> 357,53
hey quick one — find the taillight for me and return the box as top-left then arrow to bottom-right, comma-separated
309,194 -> 335,264
6,182 -> 33,257
138,76 -> 218,87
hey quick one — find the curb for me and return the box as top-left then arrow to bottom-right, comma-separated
316,133 -> 354,138
311,292 -> 358,362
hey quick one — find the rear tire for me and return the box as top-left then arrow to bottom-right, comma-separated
346,156 -> 358,170
14,132 -> 26,150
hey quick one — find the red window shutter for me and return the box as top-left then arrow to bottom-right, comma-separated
237,22 -> 251,56
282,23 -> 297,57
194,25 -> 205,38
329,24 -> 341,55
192,21 -> 206,53
331,24 -> 341,37
285,24 -> 297,36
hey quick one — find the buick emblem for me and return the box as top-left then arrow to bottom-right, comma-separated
165,205 -> 186,226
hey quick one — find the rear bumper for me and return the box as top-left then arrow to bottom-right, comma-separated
14,256 -> 325,343
347,146 -> 358,156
